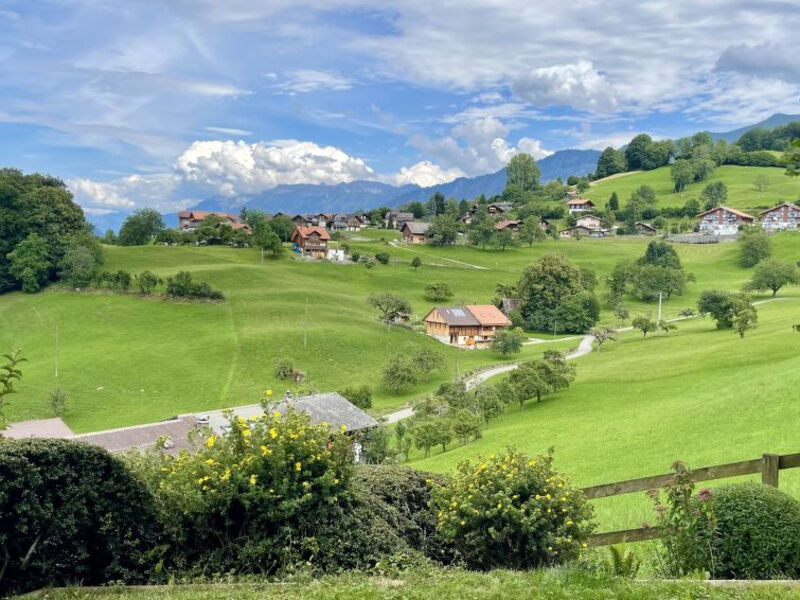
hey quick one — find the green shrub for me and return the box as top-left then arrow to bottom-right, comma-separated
699,483 -> 800,579
164,271 -> 224,300
375,252 -> 390,265
431,449 -> 594,570
0,439 -> 159,595
339,384 -> 372,409
424,281 -> 454,302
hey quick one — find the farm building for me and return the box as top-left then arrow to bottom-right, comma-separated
486,202 -> 513,215
290,226 -> 331,258
177,211 -> 251,234
760,203 -> 800,231
291,214 -> 313,227
401,221 -> 430,243
384,211 -> 414,229
697,206 -> 756,235
559,225 -> 602,238
566,198 -> 595,213
575,214 -> 602,230
494,219 -> 521,232
423,305 -> 512,348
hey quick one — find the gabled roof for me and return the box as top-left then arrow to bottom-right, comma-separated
269,392 -> 378,432
291,226 -> 331,240
494,219 -> 521,230
465,305 -> 512,327
696,205 -> 755,220
635,221 -> 657,231
385,211 -> 414,220
487,202 -> 513,212
566,198 -> 595,206
178,210 -> 239,222
760,202 -> 800,215
402,221 -> 430,235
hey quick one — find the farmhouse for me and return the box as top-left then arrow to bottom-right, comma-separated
494,219 -> 521,232
486,202 -> 513,215
290,226 -> 330,258
575,214 -> 602,230
697,205 -> 756,235
384,211 -> 414,229
291,214 -> 313,227
559,225 -> 599,238
760,202 -> 800,231
635,222 -> 658,235
400,221 -> 430,243
177,211 -> 251,233
566,198 -> 595,213
423,305 -> 511,348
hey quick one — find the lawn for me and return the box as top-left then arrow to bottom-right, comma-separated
585,165 -> 800,212
30,567 -> 800,599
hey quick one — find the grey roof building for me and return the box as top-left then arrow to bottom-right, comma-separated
268,392 -> 379,433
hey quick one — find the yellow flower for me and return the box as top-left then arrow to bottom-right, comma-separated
295,462 -> 302,471
205,458 -> 214,465
222,468 -> 231,481
528,460 -> 537,467
206,436 -> 216,448
197,477 -> 205,485
566,520 -> 573,526
581,542 -> 588,549
273,411 -> 281,418
249,474 -> 257,486
242,428 -> 251,438
265,389 -> 273,396
270,428 -> 278,439
260,445 -> 271,456
339,424 -> 347,433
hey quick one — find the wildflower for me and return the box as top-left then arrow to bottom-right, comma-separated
205,458 -> 214,465
581,542 -> 588,548
697,488 -> 713,503
260,445 -> 271,456
206,436 -> 216,449
273,411 -> 281,418
528,460 -> 537,467
249,474 -> 257,486
265,389 -> 273,397
269,428 -> 278,439
295,461 -> 302,471
566,520 -> 573,526
222,468 -> 231,481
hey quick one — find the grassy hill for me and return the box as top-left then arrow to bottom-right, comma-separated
585,165 -> 800,213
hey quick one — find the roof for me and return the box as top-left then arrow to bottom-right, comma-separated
760,202 -> 800,215
269,392 -> 378,432
178,210 -> 238,222
566,198 -> 595,206
465,304 -> 512,326
494,219 -> 520,230
488,202 -> 513,211
72,416 -> 198,454
385,211 -> 414,220
4,418 -> 75,439
402,221 -> 430,235
696,205 -> 755,220
559,225 -> 593,233
635,221 -> 657,231
501,297 -> 521,315
291,226 -> 331,240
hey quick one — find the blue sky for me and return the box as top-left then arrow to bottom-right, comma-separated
1,0 -> 799,214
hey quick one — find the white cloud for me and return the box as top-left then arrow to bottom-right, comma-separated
274,69 -> 354,94
67,173 -> 184,211
715,43 -> 800,83
516,137 -> 553,160
510,61 -> 618,113
175,139 -> 375,195
205,126 -> 253,136
67,178 -> 136,208
389,161 -> 464,187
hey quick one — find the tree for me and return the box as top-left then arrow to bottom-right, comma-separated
658,320 -> 677,335
473,385 -> 506,421
508,351 -> 575,406
491,328 -> 524,356
506,153 -> 541,192
118,209 -> 165,246
596,147 -> 627,179
754,174 -> 770,196
468,219 -> 496,248
517,219 -> 545,246
362,257 -> 376,275
732,301 -> 758,338
412,347 -> 445,381
382,355 -> 420,392
413,418 -> 451,457
589,326 -> 617,350
58,242 -> 98,288
697,290 -> 737,328
450,409 -> 482,445
639,240 -> 681,269
253,225 -> 283,259
625,133 -> 654,170
783,139 -> 800,177
368,292 -> 411,330
134,270 -> 161,295
411,256 -> 422,270
338,384 -> 373,409
613,303 -> 630,325
608,192 -> 620,212
738,228 -> 772,267
670,159 -> 694,193
6,233 -> 51,292
424,281 -> 454,301
428,215 -> 458,245
700,181 -> 728,210
632,314 -> 657,337
744,259 -> 799,297
374,252 -> 390,265
0,348 -> 24,425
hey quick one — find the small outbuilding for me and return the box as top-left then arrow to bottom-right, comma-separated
400,221 -> 430,243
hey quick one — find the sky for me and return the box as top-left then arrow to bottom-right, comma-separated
1,0 -> 799,214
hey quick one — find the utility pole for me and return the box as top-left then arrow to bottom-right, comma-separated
657,291 -> 663,333
303,297 -> 309,349
553,321 -> 557,340
54,323 -> 59,379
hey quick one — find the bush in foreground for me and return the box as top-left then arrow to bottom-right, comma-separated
431,449 -> 594,570
0,438 -> 159,595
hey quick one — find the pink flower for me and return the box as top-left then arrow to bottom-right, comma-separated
697,488 -> 713,503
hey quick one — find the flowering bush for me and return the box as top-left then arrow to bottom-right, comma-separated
430,449 -> 593,570
128,408 -> 356,576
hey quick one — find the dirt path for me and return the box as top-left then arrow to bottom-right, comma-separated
388,240 -> 489,270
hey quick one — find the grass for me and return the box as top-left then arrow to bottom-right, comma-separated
586,165 -> 800,212
30,567 -> 800,599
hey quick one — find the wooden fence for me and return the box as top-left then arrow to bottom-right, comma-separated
583,452 -> 800,547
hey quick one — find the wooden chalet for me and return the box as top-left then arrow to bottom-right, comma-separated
566,198 -> 595,213
401,221 -> 430,243
383,211 -> 414,229
760,203 -> 800,231
559,225 -> 598,238
290,226 -> 331,258
635,222 -> 658,235
177,211 -> 251,234
494,219 -> 521,232
575,214 -> 602,230
697,206 -> 756,235
423,305 -> 511,348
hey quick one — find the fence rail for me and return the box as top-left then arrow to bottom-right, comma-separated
583,452 -> 800,547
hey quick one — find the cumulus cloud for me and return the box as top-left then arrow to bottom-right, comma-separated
175,139 -> 375,195
274,70 -> 354,94
67,173 -> 182,211
67,178 -> 136,208
389,161 -> 464,187
510,61 -> 618,112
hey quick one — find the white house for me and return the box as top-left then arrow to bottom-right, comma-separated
697,206 -> 756,235
759,203 -> 800,231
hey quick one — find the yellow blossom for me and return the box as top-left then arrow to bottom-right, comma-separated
206,436 -> 216,448
566,520 -> 573,526
295,462 -> 302,471
265,389 -> 273,396
205,458 -> 214,465
242,428 -> 251,438
273,411 -> 281,418
581,543 -> 588,548
269,428 -> 278,439
260,445 -> 271,456
249,474 -> 257,486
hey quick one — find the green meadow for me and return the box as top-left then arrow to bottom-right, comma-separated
585,165 -> 800,212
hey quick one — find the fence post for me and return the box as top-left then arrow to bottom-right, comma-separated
762,453 -> 780,488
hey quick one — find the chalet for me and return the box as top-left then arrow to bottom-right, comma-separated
423,305 -> 511,348
384,211 -> 414,229
177,211 -> 251,234
635,222 -> 658,235
345,215 -> 364,231
486,202 -> 513,215
290,226 -> 331,258
313,213 -> 336,228
697,206 -> 756,235
291,214 -> 313,227
760,203 -> 800,231
575,214 -> 602,230
566,198 -> 595,214
330,215 -> 349,232
495,219 -> 521,232
559,225 -> 597,238
401,221 -> 430,243
459,213 -> 474,226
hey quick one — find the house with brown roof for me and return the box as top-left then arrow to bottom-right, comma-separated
760,203 -> 800,231
494,219 -> 521,232
635,222 -> 658,235
423,305 -> 511,348
290,226 -> 331,258
575,214 -> 602,230
566,198 -> 595,214
400,221 -> 430,243
559,225 -> 600,238
178,211 -> 251,234
697,206 -> 756,235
